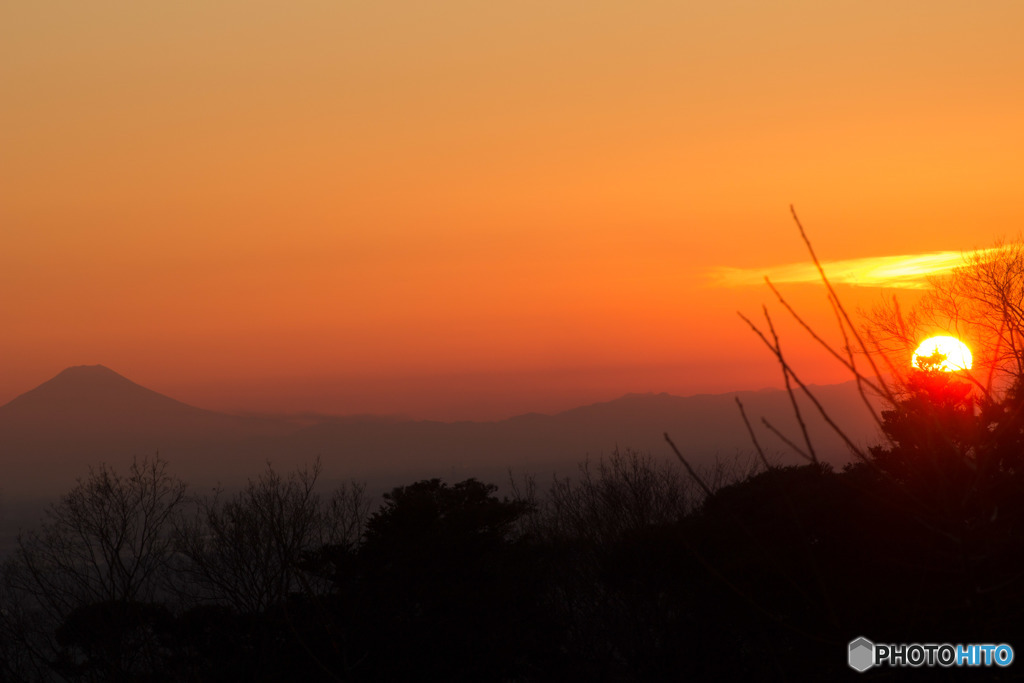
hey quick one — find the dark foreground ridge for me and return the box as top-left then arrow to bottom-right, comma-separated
1,365 -> 1022,680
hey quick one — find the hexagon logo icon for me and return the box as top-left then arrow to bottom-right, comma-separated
849,637 -> 875,672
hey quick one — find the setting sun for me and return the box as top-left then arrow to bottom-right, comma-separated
912,336 -> 973,372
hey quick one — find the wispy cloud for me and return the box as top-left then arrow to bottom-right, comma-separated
712,248 -> 1001,290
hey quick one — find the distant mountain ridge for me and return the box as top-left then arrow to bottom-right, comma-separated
0,366 -> 882,504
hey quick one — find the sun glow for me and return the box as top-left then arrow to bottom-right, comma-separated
912,336 -> 973,372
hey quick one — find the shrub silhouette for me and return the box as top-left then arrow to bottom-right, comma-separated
351,478 -> 547,682
171,458 -> 368,615
53,600 -> 176,682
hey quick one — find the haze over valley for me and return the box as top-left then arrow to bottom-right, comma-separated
0,364 -> 879,550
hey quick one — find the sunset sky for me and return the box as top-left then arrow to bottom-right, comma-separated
3,2 -> 1023,420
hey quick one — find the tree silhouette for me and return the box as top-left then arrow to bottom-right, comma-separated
352,478 -> 546,682
171,458 -> 368,615
867,366 -> 977,486
1,456 -> 187,680
527,447 -> 695,546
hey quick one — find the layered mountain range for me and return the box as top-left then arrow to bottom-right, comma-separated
0,365 -> 883,506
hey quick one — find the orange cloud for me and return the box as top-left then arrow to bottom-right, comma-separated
712,247 -> 1005,290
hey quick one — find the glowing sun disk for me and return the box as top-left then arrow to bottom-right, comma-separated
912,336 -> 973,372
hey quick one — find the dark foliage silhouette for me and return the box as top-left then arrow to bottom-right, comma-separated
347,478 -> 549,682
53,600 -> 176,683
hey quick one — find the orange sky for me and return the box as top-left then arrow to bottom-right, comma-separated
3,2 -> 1024,420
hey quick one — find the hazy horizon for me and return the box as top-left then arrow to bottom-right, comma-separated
0,363 -> 880,504
1,361 -> 863,423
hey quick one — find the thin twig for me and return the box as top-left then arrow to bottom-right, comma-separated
766,279 -> 893,443
739,311 -> 870,462
664,433 -> 714,499
735,398 -> 772,471
765,280 -> 885,396
763,305 -> 819,464
790,205 -> 893,402
761,418 -> 814,463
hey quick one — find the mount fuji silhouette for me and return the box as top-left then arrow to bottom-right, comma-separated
0,365 -> 293,501
0,365 -> 284,438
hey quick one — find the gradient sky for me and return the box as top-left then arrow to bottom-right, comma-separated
3,2 -> 1023,420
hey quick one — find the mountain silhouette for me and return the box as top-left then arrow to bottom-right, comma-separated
0,365 -> 294,501
273,382 -> 881,491
4,365 -> 244,433
0,365 -> 882,543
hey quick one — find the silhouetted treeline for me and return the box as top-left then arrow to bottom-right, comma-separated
4,371 -> 1024,681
